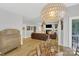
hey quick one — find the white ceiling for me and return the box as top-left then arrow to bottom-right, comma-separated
0,3 -> 78,20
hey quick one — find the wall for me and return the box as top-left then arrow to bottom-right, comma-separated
68,4 -> 79,17
63,4 -> 79,47
23,16 -> 41,38
63,15 -> 69,47
0,8 -> 23,30
0,8 -> 23,45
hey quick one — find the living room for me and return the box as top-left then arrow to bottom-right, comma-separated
0,3 -> 79,56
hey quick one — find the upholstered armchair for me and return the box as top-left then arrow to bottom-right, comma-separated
0,29 -> 21,55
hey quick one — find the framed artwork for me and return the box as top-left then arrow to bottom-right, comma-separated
22,27 -> 25,30
61,20 -> 63,30
26,26 -> 36,32
30,26 -> 33,30
54,24 -> 57,31
27,26 -> 30,30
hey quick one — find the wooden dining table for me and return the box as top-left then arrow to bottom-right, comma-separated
27,39 -> 75,56
36,40 -> 75,56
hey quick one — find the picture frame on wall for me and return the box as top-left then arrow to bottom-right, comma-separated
61,20 -> 63,30
26,26 -> 36,32
27,26 -> 30,30
30,26 -> 33,30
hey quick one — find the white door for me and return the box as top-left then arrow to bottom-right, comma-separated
69,16 -> 79,50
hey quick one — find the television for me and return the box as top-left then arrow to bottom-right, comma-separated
46,24 -> 52,28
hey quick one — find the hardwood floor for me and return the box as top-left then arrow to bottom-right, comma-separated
4,38 -> 74,56
5,38 -> 57,56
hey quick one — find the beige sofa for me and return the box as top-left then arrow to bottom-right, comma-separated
0,29 -> 21,55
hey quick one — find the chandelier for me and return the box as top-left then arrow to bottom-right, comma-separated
41,3 -> 66,22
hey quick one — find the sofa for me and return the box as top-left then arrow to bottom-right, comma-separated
0,29 -> 21,55
31,32 -> 57,41
31,33 -> 48,41
50,32 -> 57,39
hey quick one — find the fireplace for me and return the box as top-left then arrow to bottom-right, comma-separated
46,30 -> 52,34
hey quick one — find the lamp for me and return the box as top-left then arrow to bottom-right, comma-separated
41,3 -> 66,22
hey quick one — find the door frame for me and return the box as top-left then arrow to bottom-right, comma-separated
69,16 -> 79,48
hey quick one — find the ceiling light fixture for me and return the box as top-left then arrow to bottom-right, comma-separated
41,3 -> 66,22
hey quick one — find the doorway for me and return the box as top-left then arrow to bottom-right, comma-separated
69,16 -> 79,50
